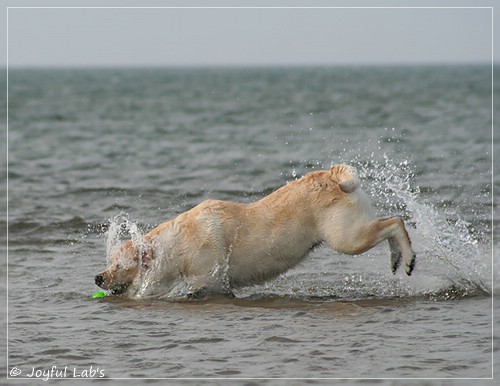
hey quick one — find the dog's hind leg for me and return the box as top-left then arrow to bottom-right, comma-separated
333,217 -> 416,275
388,236 -> 402,273
372,217 -> 416,275
374,216 -> 412,274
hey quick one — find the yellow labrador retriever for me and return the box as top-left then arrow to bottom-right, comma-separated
95,164 -> 415,297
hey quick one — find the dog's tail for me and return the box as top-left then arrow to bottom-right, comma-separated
331,164 -> 360,193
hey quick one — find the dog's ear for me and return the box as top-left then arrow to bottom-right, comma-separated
141,250 -> 153,270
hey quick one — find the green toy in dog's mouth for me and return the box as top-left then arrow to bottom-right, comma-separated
91,291 -> 109,299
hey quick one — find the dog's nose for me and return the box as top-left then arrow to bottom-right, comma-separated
95,274 -> 104,287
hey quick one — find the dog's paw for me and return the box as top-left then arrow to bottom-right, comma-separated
404,253 -> 416,276
391,251 -> 402,274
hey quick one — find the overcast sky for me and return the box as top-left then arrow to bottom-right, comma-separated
4,5 -> 496,67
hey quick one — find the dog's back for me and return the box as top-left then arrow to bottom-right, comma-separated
172,166 -> 362,288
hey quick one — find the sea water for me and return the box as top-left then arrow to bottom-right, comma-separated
4,66 -> 496,383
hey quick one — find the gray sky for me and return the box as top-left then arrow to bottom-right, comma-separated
4,4 -> 496,67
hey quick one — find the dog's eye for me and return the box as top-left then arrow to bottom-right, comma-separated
116,264 -> 122,270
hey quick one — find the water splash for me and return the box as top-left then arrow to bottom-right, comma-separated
353,153 -> 491,298
105,213 -> 144,262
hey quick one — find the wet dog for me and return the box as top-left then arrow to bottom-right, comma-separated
95,165 -> 415,298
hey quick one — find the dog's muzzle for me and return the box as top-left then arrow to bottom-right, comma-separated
95,274 -> 128,295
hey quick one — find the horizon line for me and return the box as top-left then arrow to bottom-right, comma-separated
3,61 -> 495,70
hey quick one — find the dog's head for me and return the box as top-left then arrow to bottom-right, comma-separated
94,240 -> 153,295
